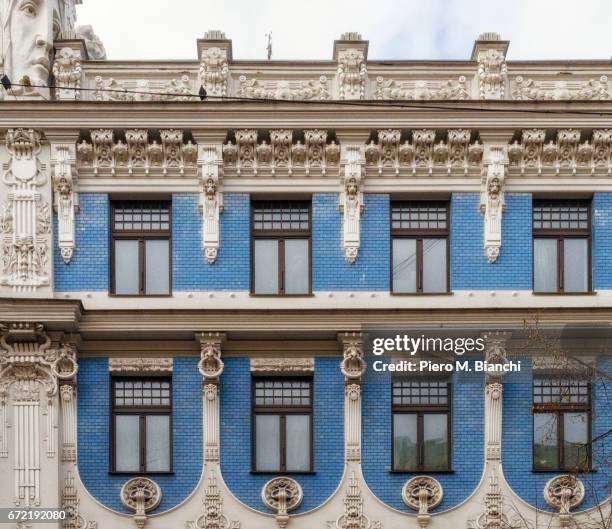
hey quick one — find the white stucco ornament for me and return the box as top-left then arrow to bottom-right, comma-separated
262,477 -> 303,529
402,476 -> 443,528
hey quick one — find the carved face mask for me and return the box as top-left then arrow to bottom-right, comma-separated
4,0 -> 60,91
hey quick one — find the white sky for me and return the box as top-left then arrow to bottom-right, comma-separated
76,0 -> 612,62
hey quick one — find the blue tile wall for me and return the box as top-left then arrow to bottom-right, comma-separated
220,357 -> 344,513
313,193 -> 390,291
362,363 -> 485,512
451,193 -> 532,290
502,357 -> 611,511
593,193 -> 612,289
172,193 -> 250,291
54,193 -> 109,291
77,357 -> 202,513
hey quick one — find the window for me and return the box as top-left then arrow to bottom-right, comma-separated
391,202 -> 449,293
392,379 -> 451,471
252,201 -> 311,295
111,201 -> 171,295
533,378 -> 591,471
533,200 -> 591,293
111,378 -> 172,473
252,378 -> 313,472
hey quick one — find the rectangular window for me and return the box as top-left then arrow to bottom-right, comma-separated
253,378 -> 313,472
533,378 -> 591,471
392,379 -> 451,471
252,201 -> 311,295
533,201 -> 591,293
112,378 -> 172,473
391,202 -> 449,293
111,201 -> 171,296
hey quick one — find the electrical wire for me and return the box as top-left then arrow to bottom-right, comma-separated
3,80 -> 612,116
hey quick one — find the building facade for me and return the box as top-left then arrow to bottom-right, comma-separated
0,3 -> 611,528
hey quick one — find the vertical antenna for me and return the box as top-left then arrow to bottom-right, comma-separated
266,32 -> 272,60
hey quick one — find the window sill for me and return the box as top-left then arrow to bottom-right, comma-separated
532,469 -> 596,473
249,293 -> 315,298
532,291 -> 596,296
390,292 -> 454,296
109,471 -> 174,475
389,469 -> 454,474
250,470 -> 316,475
109,294 -> 174,298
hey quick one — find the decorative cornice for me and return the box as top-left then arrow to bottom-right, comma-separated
77,129 -> 197,176
238,75 -> 330,100
375,75 -> 469,100
509,128 -> 612,175
223,129 -> 340,176
250,358 -> 314,373
108,358 -> 173,374
364,128 -> 483,176
513,75 -> 610,101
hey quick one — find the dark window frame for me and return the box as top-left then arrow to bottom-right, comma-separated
110,200 -> 172,297
391,379 -> 452,472
110,376 -> 173,474
390,201 -> 450,294
250,200 -> 312,297
532,377 -> 592,472
251,376 -> 315,473
532,200 -> 592,294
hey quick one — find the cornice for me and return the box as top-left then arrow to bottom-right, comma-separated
0,299 -> 83,331
2,101 -> 612,129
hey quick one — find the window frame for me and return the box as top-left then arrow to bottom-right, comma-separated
532,200 -> 592,294
250,200 -> 312,297
110,200 -> 172,297
110,376 -> 173,474
390,201 -> 450,295
532,377 -> 592,472
251,376 -> 315,473
391,379 -> 452,472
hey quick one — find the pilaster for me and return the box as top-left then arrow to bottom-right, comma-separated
333,33 -> 369,100
52,39 -> 87,101
197,31 -> 232,98
471,33 -> 509,100
0,129 -> 54,297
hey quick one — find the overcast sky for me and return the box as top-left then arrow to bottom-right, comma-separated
76,0 -> 612,62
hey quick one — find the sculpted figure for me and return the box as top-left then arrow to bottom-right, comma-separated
1,0 -> 83,97
1,0 -> 61,95
75,24 -> 106,60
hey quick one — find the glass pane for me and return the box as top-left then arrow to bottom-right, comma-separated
393,239 -> 417,293
534,239 -> 558,292
284,239 -> 309,294
564,412 -> 589,470
115,415 -> 140,471
145,415 -> 170,471
286,415 -> 311,471
423,238 -> 447,293
255,415 -> 280,471
563,239 -> 588,293
145,240 -> 170,295
254,240 -> 279,294
115,240 -> 139,294
534,413 -> 559,470
393,414 -> 417,471
424,414 -> 449,470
